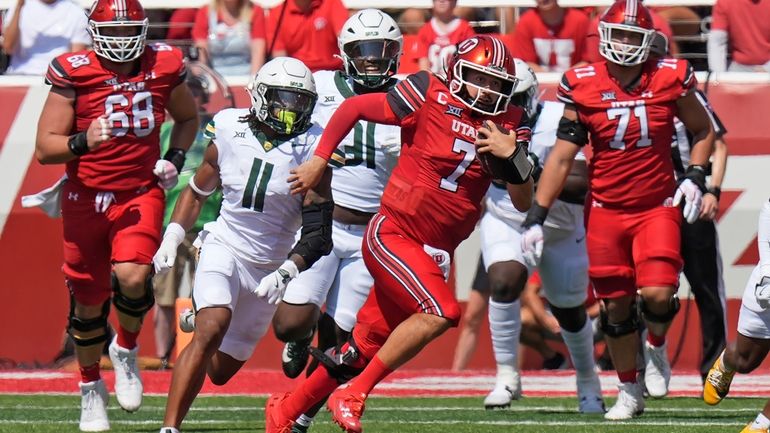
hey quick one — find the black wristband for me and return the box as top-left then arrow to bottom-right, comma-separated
522,202 -> 549,229
684,165 -> 707,192
163,148 -> 186,173
67,132 -> 89,156
707,186 -> 721,200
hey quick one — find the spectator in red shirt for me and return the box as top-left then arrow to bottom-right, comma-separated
398,8 -> 426,74
509,0 -> 591,73
192,0 -> 266,76
265,0 -> 348,72
416,0 -> 475,74
584,5 -> 678,63
708,0 -> 770,72
167,8 -> 198,41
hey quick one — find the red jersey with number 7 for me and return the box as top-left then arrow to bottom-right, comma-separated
557,58 -> 696,210
45,44 -> 186,191
383,71 -> 530,252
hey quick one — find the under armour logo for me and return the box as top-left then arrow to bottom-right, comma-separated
324,96 -> 335,103
641,90 -> 654,98
233,131 -> 246,139
68,192 -> 78,201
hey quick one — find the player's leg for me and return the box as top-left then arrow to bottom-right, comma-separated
742,398 -> 770,433
479,211 -> 528,408
208,262 -> 277,385
161,238 -> 237,429
540,220 -> 604,413
290,244 -> 374,432
275,240 -> 339,378
452,258 -> 490,371
266,288 -> 400,432
61,182 -> 113,431
634,206 -> 684,399
586,207 -> 643,420
704,264 -> 770,405
108,187 -> 165,412
680,218 -> 728,380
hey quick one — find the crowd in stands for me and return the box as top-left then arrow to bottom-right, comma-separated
2,0 -> 770,77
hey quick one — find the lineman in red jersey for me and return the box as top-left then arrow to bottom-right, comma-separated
35,0 -> 199,430
265,35 -> 534,433
521,0 -> 715,421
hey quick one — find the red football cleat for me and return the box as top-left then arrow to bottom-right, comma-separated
327,388 -> 367,433
265,393 -> 294,433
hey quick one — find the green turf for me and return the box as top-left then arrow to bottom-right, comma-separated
0,394 -> 759,432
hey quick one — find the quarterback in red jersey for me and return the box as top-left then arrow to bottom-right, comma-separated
34,0 -> 199,430
521,0 -> 715,421
265,35 -> 533,433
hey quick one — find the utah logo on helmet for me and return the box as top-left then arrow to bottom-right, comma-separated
598,0 -> 656,66
446,35 -> 519,116
88,0 -> 149,63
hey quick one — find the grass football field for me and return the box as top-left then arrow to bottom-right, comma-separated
0,394 -> 758,433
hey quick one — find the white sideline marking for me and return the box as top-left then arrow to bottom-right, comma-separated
0,419 -> 746,427
0,372 -> 69,380
0,404 -> 759,414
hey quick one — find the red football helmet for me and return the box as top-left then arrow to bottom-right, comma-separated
446,35 -> 518,116
599,0 -> 656,66
87,0 -> 149,62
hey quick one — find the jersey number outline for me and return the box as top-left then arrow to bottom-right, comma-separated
105,91 -> 155,138
344,121 -> 376,169
440,138 -> 476,193
606,105 -> 651,150
242,157 -> 274,212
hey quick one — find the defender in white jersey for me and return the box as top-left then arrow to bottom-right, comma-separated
701,198 -> 770,433
481,59 -> 604,413
151,58 -> 334,433
270,9 -> 403,432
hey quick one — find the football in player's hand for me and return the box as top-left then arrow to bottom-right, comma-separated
477,121 -> 511,179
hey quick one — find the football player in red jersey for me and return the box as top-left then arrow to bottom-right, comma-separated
34,0 -> 199,430
521,0 -> 715,421
263,35 -> 533,433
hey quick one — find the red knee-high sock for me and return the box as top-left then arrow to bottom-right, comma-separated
80,362 -> 101,383
617,368 -> 637,384
283,365 -> 342,420
347,355 -> 393,397
647,330 -> 666,348
117,326 -> 139,350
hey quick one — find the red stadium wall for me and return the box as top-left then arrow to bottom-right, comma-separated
1,78 -> 769,370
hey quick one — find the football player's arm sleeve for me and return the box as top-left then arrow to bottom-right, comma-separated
386,71 -> 430,119
289,168 -> 334,271
313,93 -> 401,160
695,90 -> 727,137
44,58 -> 74,88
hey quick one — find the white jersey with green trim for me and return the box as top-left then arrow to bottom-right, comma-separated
486,100 -> 587,232
201,108 -> 322,266
312,70 -> 400,214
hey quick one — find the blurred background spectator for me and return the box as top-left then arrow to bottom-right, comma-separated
396,8 -> 426,74
707,0 -> 770,72
1,0 -> 89,75
265,0 -> 348,72
192,0 -> 266,76
507,0 -> 590,73
417,0 -> 475,75
166,8 -> 198,41
452,257 -> 490,371
153,64 -> 224,366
